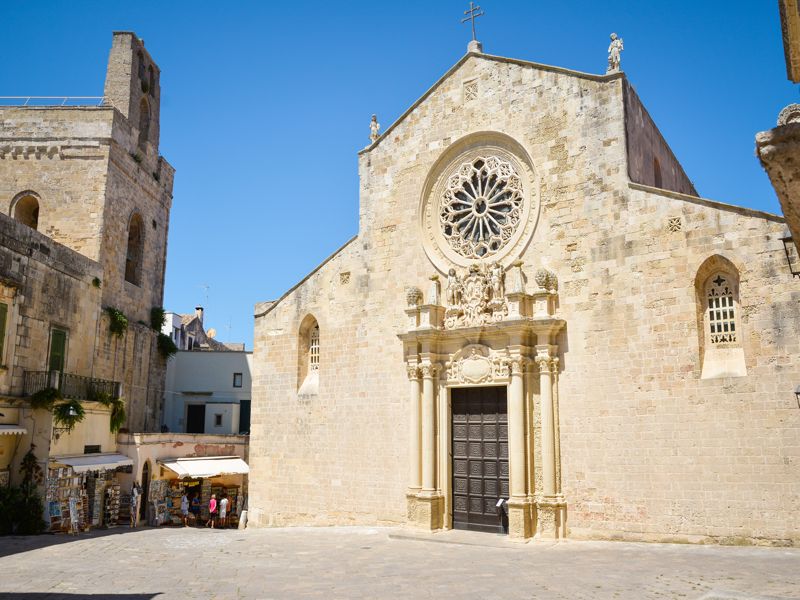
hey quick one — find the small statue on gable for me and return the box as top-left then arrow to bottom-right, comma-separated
369,114 -> 380,143
607,33 -> 623,73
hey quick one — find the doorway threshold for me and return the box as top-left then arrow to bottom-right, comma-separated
389,528 -> 536,549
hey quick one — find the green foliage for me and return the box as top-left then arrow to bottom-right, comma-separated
109,398 -> 126,433
150,306 -> 167,331
29,387 -> 62,411
105,307 -> 128,337
0,445 -> 45,535
157,333 -> 178,360
52,399 -> 85,434
92,277 -> 102,288
87,386 -> 113,406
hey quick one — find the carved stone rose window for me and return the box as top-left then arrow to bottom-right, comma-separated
440,156 -> 524,260
420,134 -> 539,273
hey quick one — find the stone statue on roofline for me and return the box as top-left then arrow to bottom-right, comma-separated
369,114 -> 380,143
607,32 -> 624,73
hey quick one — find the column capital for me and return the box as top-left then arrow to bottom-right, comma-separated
420,363 -> 440,379
509,357 -> 529,375
406,365 -> 421,381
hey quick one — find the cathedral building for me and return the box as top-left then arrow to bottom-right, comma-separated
249,40 -> 800,543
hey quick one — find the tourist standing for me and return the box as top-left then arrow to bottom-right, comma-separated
219,494 -> 229,528
180,491 -> 190,526
190,494 -> 200,526
206,494 -> 217,528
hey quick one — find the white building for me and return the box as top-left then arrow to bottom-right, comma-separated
164,350 -> 252,434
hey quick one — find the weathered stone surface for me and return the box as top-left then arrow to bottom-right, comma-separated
249,52 -> 800,545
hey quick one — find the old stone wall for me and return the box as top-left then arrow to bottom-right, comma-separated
250,53 -> 800,544
0,31 -> 174,434
623,81 -> 697,196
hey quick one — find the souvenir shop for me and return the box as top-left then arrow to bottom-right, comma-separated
46,454 -> 133,533
147,456 -> 249,527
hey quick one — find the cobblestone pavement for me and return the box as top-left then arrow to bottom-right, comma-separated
0,526 -> 798,599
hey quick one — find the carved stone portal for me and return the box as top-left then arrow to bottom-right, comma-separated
446,344 -> 510,385
444,263 -> 508,329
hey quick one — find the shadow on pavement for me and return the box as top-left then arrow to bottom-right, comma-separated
0,526 -> 161,559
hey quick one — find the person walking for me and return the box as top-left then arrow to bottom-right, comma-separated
219,494 -> 229,529
190,493 -> 201,526
180,491 -> 190,526
206,494 -> 217,528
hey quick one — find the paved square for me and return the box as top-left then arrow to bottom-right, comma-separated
0,526 -> 798,599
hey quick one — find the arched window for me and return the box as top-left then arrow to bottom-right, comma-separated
125,213 -> 144,285
695,256 -> 746,379
297,315 -> 320,395
706,274 -> 736,345
309,324 -> 320,372
137,51 -> 146,80
138,97 -> 150,148
653,157 -> 662,188
11,192 -> 40,229
148,65 -> 155,96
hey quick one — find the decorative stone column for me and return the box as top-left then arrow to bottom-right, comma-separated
406,365 -> 422,521
535,348 -> 565,539
506,357 -> 533,539
413,362 -> 443,530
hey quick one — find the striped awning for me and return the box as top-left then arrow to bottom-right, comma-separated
159,456 -> 249,479
0,424 -> 26,436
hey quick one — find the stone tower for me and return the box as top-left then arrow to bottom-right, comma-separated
0,31 -> 175,431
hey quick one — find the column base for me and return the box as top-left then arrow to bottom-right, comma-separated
535,497 -> 567,539
406,492 -> 444,531
506,498 -> 534,539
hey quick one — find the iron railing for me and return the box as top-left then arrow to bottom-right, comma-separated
0,96 -> 108,107
23,370 -> 122,401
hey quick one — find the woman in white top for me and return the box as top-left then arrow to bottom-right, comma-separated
219,495 -> 229,528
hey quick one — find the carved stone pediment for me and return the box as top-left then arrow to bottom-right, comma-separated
445,344 -> 510,385
444,263 -> 508,329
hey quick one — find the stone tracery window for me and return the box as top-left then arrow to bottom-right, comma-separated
706,274 -> 736,345
439,156 -> 524,260
309,324 -> 320,372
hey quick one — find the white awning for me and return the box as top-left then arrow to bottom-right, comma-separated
159,456 -> 249,479
53,453 -> 133,473
0,425 -> 26,436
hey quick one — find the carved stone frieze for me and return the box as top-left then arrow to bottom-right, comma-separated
445,344 -> 510,385
443,263 -> 508,329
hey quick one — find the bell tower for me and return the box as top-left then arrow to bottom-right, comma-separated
103,31 -> 161,154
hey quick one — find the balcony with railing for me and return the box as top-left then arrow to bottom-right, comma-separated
23,371 -> 122,401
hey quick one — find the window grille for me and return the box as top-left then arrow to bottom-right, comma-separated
707,274 -> 736,344
309,325 -> 320,372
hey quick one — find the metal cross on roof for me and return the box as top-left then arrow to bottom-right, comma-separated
461,2 -> 484,42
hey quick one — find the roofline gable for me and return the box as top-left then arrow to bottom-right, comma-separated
359,51 -> 624,155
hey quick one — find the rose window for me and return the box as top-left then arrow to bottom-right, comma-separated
439,156 -> 524,259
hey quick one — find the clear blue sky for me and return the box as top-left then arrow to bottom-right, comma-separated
1,2 -> 796,349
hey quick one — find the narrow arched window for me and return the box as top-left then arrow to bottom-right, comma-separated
653,157 -> 662,188
138,97 -> 150,148
12,193 -> 40,230
297,316 -> 320,395
706,274 -> 736,345
148,65 -> 155,96
137,51 -> 146,80
125,213 -> 144,285
695,256 -> 746,379
309,324 -> 320,372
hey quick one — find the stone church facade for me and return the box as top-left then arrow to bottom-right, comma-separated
249,48 -> 800,544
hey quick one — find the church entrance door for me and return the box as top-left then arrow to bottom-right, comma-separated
451,386 -> 509,534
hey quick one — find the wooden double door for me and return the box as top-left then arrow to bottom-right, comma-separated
451,386 -> 509,534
